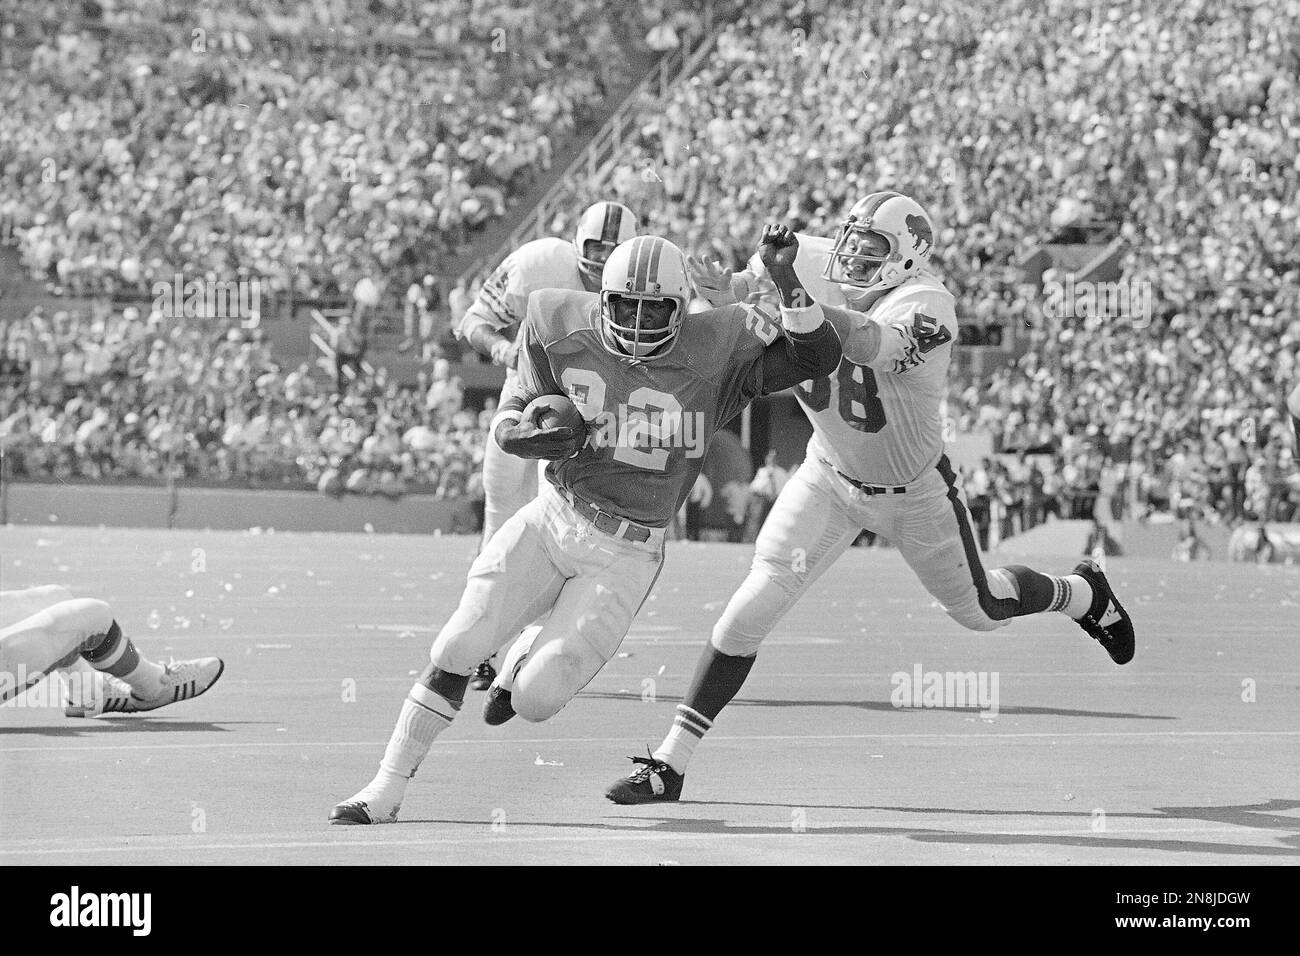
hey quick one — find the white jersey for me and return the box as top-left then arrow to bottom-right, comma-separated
796,270 -> 957,487
458,236 -> 587,396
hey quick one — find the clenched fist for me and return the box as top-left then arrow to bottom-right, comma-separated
758,223 -> 800,273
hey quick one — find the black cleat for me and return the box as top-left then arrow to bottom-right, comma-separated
1073,559 -> 1135,665
482,684 -> 516,725
605,751 -> 685,805
469,659 -> 496,691
329,801 -> 377,825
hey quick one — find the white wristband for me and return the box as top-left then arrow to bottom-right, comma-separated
780,300 -> 824,334
490,409 -> 522,435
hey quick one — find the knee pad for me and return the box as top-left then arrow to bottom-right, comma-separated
57,598 -> 114,644
513,644 -> 591,722
711,567 -> 788,657
30,584 -> 75,606
944,601 -> 1009,633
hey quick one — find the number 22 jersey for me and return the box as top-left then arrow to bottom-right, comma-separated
511,288 -> 836,527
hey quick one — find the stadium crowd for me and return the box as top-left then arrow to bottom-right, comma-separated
2,0 -> 1298,530
0,0 -> 651,305
551,0 -> 1300,526
0,304 -> 490,500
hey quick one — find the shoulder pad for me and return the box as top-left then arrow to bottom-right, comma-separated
507,237 -> 583,297
525,288 -> 602,346
868,274 -> 956,326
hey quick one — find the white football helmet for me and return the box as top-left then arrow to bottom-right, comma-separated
823,191 -> 935,302
574,201 -> 638,287
599,235 -> 690,360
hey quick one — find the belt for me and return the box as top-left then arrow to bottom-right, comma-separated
825,460 -> 907,496
562,489 -> 653,543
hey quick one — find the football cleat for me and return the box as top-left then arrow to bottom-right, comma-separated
469,659 -> 496,691
329,799 -> 397,826
482,625 -> 541,725
605,751 -> 685,805
329,775 -> 405,825
482,684 -> 516,726
1072,559 -> 1135,665
64,657 -> 225,717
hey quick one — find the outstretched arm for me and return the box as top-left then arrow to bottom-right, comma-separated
753,224 -> 842,393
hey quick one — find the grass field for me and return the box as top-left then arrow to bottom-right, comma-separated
2,524 -> 1297,865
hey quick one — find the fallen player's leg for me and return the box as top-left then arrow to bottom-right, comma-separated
0,586 -> 225,714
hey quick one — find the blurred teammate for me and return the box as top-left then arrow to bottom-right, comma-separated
456,200 -> 638,689
1,585 -> 224,717
330,227 -> 842,824
607,192 -> 1137,804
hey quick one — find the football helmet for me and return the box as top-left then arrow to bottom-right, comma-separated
599,235 -> 690,360
823,191 -> 935,301
574,201 -> 638,287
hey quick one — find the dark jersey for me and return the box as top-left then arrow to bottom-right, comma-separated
508,288 -> 840,527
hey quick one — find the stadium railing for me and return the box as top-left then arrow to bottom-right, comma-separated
453,26 -> 724,292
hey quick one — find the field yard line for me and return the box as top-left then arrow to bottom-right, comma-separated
3,729 -> 1298,755
180,671 -> 1300,683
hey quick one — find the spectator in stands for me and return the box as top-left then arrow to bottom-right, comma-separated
333,315 -> 366,389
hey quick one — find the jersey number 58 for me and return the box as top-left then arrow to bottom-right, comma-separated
796,362 -> 888,433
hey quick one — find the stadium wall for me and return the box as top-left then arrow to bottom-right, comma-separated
1,483 -> 464,534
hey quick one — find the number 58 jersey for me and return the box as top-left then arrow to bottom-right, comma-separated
797,272 -> 958,487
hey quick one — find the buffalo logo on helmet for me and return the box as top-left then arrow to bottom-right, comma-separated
905,214 -> 933,258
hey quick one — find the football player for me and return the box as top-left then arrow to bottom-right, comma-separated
605,192 -> 1137,804
329,226 -> 843,824
456,200 -> 638,689
1,585 -> 224,717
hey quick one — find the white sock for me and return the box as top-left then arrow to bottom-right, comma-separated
375,683 -> 459,784
653,705 -> 712,774
496,624 -> 543,692
1057,573 -> 1094,620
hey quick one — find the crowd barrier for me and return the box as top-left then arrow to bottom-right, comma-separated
0,482 -> 465,534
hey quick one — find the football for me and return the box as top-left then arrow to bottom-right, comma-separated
523,393 -> 585,431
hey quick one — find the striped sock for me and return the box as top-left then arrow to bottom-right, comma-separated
378,683 -> 460,783
653,705 -> 712,774
81,621 -> 165,697
1049,574 -> 1093,619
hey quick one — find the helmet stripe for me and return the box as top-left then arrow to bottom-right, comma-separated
601,203 -> 622,244
859,191 -> 902,222
632,236 -> 654,290
647,236 -> 664,291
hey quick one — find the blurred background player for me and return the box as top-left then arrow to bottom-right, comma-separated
329,227 -> 842,825
607,192 -> 1136,804
455,200 -> 638,689
1,585 -> 224,717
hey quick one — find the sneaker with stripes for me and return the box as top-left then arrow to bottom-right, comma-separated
605,750 -> 685,805
64,657 -> 225,717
